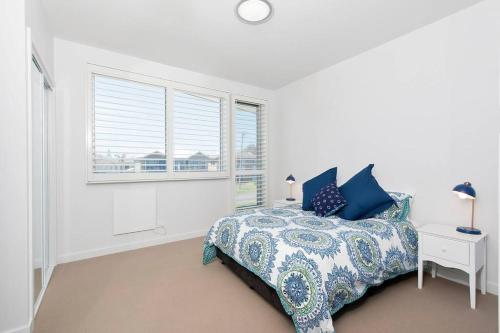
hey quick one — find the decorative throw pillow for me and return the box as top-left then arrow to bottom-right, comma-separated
374,192 -> 413,221
311,182 -> 347,217
302,167 -> 337,211
336,164 -> 395,220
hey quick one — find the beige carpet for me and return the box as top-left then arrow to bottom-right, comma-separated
35,237 -> 497,333
34,267 -> 42,303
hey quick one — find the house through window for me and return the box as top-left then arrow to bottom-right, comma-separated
88,66 -> 229,182
234,100 -> 267,209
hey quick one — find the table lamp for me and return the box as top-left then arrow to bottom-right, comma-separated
286,174 -> 296,201
453,182 -> 480,235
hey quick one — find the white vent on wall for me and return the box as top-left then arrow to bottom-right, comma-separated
113,188 -> 157,235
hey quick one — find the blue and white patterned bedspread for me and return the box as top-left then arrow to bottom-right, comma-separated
203,204 -> 418,333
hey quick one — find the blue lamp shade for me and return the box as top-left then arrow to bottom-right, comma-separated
452,182 -> 476,200
286,174 -> 296,184
453,181 -> 480,235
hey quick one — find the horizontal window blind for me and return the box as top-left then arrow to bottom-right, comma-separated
93,74 -> 167,174
88,66 -> 232,183
172,90 -> 227,173
234,101 -> 266,209
235,174 -> 266,209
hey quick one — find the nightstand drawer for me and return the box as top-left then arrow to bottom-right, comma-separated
422,234 -> 469,265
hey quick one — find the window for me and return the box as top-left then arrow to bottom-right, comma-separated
92,75 -> 167,175
172,91 -> 225,172
234,99 -> 267,209
87,65 -> 229,182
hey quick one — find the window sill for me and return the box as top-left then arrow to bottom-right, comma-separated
87,172 -> 230,184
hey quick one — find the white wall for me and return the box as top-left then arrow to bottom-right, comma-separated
54,39 -> 274,263
271,0 -> 500,293
0,1 -> 55,331
0,1 -> 30,332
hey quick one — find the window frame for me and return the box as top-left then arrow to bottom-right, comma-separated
86,64 -> 230,183
232,95 -> 268,210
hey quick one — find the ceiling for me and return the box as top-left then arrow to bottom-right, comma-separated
41,0 -> 482,89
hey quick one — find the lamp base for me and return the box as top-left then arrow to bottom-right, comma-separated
456,226 -> 482,235
286,197 -> 296,201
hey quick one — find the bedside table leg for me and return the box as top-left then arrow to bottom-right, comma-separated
480,267 -> 486,295
431,262 -> 437,278
481,238 -> 487,295
417,232 -> 423,289
418,259 -> 423,289
469,271 -> 476,309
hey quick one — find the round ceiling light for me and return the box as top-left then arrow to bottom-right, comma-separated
236,0 -> 273,24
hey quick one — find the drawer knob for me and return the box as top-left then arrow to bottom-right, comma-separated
441,246 -> 447,253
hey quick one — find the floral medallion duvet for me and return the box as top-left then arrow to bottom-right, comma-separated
203,204 -> 418,333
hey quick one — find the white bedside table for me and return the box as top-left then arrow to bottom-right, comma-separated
273,199 -> 302,208
417,224 -> 487,309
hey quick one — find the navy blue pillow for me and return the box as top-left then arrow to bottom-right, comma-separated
302,167 -> 338,211
312,182 -> 347,217
336,164 -> 395,220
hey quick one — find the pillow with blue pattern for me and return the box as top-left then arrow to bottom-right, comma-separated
374,192 -> 413,221
311,182 -> 347,217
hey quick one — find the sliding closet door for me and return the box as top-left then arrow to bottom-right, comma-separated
31,59 -> 48,304
42,81 -> 50,280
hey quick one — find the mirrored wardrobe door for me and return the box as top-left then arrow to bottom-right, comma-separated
31,58 -> 47,305
42,81 -> 51,282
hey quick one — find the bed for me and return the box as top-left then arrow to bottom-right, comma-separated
203,203 -> 418,333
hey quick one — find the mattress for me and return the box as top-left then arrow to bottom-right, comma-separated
203,204 -> 418,333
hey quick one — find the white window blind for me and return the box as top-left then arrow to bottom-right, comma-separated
92,74 -> 167,175
172,90 -> 227,173
88,66 -> 230,183
234,100 -> 267,209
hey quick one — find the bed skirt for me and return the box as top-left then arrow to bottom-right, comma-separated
216,247 -> 290,318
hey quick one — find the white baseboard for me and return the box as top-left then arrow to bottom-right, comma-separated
33,264 -> 55,317
427,265 -> 498,295
57,229 -> 207,264
2,324 -> 31,333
